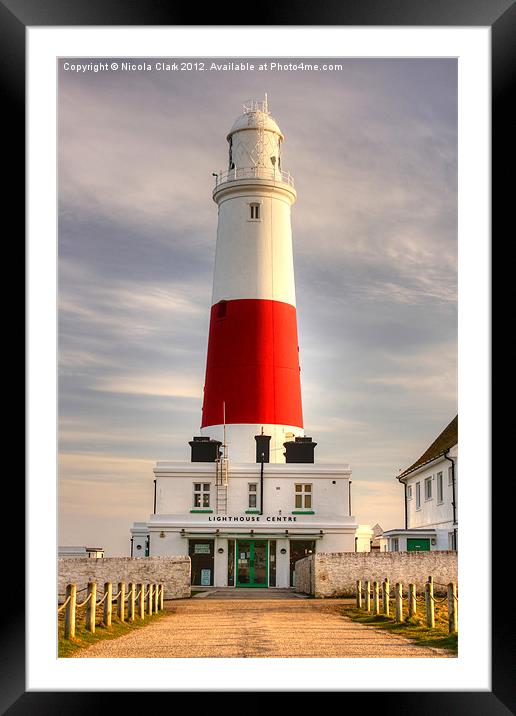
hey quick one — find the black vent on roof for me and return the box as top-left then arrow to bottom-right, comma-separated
283,436 -> 317,463
189,437 -> 222,462
255,434 -> 271,463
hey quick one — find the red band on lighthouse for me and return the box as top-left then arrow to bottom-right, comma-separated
201,299 -> 303,429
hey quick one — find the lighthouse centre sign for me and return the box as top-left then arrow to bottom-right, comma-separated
207,515 -> 299,522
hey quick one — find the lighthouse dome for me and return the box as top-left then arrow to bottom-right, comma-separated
227,98 -> 284,140
224,98 -> 287,174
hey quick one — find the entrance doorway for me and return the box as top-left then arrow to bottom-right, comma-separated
236,540 -> 268,587
289,540 -> 316,587
189,539 -> 214,586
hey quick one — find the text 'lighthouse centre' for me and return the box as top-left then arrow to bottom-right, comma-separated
130,98 -> 360,589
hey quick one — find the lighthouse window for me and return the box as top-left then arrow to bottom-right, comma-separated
295,484 -> 312,509
248,483 -> 258,509
228,137 -> 233,169
250,203 -> 260,220
217,301 -> 227,319
193,483 -> 211,508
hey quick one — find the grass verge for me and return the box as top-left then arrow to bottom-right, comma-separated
58,604 -> 167,657
341,599 -> 458,654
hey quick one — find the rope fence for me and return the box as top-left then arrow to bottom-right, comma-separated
57,595 -> 71,613
75,592 -> 92,608
355,575 -> 458,634
431,594 -> 449,604
58,581 -> 165,640
96,592 -> 109,606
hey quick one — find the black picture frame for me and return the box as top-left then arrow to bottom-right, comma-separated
9,0 -> 505,711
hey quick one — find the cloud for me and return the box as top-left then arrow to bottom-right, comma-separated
352,480 -> 405,531
59,453 -> 155,554
59,269 -> 206,340
365,343 -> 457,402
59,81 -> 220,239
93,373 -> 202,400
59,349 -> 115,368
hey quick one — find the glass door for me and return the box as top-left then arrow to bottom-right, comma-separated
237,541 -> 252,585
236,540 -> 268,587
252,541 -> 267,586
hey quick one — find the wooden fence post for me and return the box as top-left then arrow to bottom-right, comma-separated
85,582 -> 97,633
159,584 -> 164,611
154,583 -> 159,613
138,583 -> 145,619
117,582 -> 126,622
103,582 -> 112,627
64,584 -> 76,639
147,584 -> 154,616
382,578 -> 390,616
448,582 -> 458,634
128,582 -> 136,621
373,581 -> 380,615
395,582 -> 403,622
425,578 -> 435,628
356,580 -> 362,609
408,583 -> 416,618
364,580 -> 371,612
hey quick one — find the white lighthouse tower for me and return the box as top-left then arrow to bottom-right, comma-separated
201,97 -> 304,462
129,98 -> 360,589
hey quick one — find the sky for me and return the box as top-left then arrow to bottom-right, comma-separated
58,58 -> 457,556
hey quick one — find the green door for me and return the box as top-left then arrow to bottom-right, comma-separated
407,538 -> 430,551
236,540 -> 268,587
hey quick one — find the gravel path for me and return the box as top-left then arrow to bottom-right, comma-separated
73,599 -> 453,658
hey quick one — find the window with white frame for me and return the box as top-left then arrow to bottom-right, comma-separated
193,483 -> 211,508
437,471 -> 443,503
407,485 -> 412,500
248,483 -> 258,509
295,483 -> 312,509
416,482 -> 421,509
448,466 -> 453,485
392,537 -> 399,552
425,476 -> 432,500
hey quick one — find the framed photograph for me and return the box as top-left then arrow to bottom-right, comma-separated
11,1 -> 505,710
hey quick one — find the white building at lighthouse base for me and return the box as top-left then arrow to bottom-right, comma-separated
130,461 -> 360,589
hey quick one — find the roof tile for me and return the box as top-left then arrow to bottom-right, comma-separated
398,415 -> 458,480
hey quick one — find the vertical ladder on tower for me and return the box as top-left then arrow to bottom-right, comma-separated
216,402 -> 229,514
215,457 -> 228,515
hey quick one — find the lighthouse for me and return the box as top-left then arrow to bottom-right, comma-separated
201,97 -> 304,463
129,98 -> 361,589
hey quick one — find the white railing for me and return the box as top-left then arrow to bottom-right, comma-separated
213,166 -> 295,189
